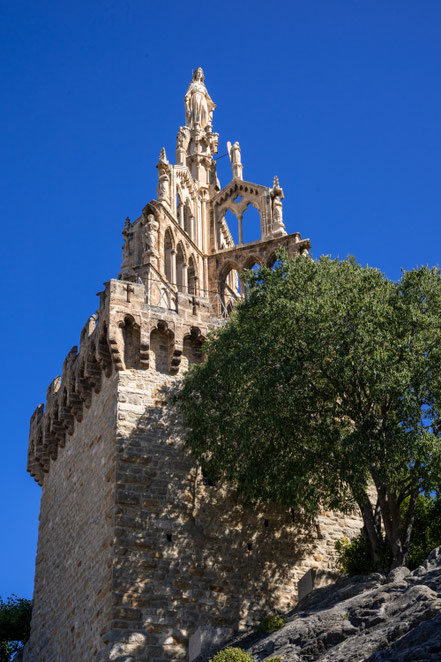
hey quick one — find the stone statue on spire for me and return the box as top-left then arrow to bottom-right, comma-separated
185,68 -> 216,129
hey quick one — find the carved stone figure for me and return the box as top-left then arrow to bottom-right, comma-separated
121,217 -> 132,267
271,175 -> 287,236
273,196 -> 285,228
143,214 -> 159,256
176,126 -> 191,165
185,68 -> 215,129
157,148 -> 170,204
227,141 -> 243,180
176,127 -> 190,151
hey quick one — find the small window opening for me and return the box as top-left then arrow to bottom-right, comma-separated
247,542 -> 253,551
264,519 -> 269,528
166,533 -> 172,542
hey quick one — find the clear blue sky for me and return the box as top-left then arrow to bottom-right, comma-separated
1,0 -> 440,599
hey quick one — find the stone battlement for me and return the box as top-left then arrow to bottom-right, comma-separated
27,277 -> 216,486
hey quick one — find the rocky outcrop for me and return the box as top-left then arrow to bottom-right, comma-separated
225,547 -> 441,661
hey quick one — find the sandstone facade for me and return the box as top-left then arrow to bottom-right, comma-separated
25,69 -> 363,662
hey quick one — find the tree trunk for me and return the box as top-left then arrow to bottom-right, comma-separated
399,489 -> 419,568
357,491 -> 384,571
370,465 -> 408,569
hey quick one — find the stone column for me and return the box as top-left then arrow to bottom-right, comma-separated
182,263 -> 188,293
238,214 -> 243,245
171,249 -> 177,286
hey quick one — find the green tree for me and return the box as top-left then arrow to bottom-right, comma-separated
0,596 -> 32,661
336,493 -> 441,573
175,254 -> 441,570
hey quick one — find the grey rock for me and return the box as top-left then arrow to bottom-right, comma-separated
387,566 -> 411,584
215,547 -> 441,662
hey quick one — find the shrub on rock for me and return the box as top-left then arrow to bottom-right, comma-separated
209,647 -> 254,662
259,614 -> 286,634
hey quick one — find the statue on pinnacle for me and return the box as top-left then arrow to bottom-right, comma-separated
185,67 -> 216,130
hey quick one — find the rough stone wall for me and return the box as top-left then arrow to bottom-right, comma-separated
23,373 -> 118,662
107,367 -> 364,662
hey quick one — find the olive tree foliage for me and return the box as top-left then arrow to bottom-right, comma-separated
175,254 -> 441,570
0,596 -> 32,661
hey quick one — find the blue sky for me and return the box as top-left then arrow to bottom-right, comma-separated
1,0 -> 441,599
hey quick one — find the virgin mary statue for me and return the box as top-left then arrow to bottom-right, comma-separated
185,68 -> 216,129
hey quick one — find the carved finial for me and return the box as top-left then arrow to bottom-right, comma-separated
271,175 -> 284,200
158,147 -> 168,164
123,217 -> 131,236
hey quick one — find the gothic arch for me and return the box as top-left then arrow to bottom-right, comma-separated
150,321 -> 174,374
181,327 -> 205,370
243,255 -> 263,270
267,252 -> 279,268
219,260 -> 243,312
119,315 -> 141,370
241,202 -> 262,244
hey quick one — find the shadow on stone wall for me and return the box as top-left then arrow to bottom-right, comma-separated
110,377 -> 317,659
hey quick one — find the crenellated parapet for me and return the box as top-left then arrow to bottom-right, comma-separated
27,278 -> 211,486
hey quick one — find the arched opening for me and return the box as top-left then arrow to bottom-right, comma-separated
122,316 -> 140,369
184,200 -> 193,240
219,263 -> 242,315
164,229 -> 173,284
267,253 -> 282,270
224,209 -> 239,245
243,256 -> 262,272
242,257 -> 262,297
150,325 -> 171,374
176,243 -> 186,293
188,256 -> 197,296
181,329 -> 204,371
241,203 -> 262,244
181,336 -> 202,371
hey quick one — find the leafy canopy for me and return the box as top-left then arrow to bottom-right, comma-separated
176,254 -> 441,568
0,596 -> 32,662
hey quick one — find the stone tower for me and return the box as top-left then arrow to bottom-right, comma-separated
25,69 -> 362,662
